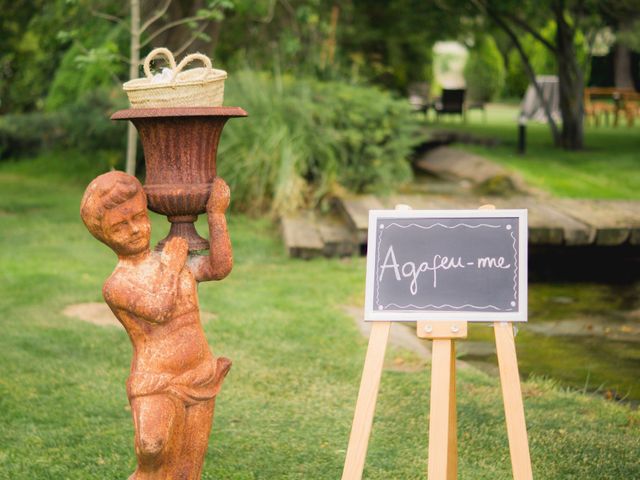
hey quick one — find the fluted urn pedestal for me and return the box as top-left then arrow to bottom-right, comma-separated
111,107 -> 247,251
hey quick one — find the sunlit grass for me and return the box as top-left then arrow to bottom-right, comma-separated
428,103 -> 640,199
0,159 -> 639,479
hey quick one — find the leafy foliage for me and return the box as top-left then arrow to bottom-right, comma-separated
0,88 -> 127,160
215,1 -> 461,92
0,112 -> 64,159
464,36 -> 505,102
62,88 -> 128,153
501,20 -> 590,99
0,0 -> 109,113
45,35 -> 127,112
3,69 -> 418,213
219,71 -> 420,214
503,48 -> 531,99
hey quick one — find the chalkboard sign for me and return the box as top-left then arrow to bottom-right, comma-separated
364,209 -> 527,322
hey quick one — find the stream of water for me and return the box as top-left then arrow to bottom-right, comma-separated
459,247 -> 640,404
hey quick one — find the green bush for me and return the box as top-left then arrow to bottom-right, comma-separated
464,36 -> 505,102
503,23 -> 589,99
3,72 -> 419,215
61,87 -> 128,153
45,38 -> 127,112
0,112 -> 65,159
504,29 -> 556,99
313,81 -> 418,191
0,87 -> 127,160
503,49 -> 530,99
219,71 -> 419,214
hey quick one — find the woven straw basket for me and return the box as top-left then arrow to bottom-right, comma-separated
123,48 -> 227,108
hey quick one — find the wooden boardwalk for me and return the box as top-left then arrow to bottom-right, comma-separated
281,146 -> 640,258
282,194 -> 640,258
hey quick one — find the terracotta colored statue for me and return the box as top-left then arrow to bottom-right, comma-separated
81,171 -> 232,479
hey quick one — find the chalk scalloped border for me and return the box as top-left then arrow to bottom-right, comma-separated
374,221 -> 518,311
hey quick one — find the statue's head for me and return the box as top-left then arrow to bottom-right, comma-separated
81,171 -> 151,256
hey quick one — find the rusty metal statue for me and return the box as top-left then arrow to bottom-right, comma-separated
81,171 -> 232,479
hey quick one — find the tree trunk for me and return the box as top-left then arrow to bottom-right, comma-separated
486,8 -> 561,146
126,0 -> 141,175
614,43 -> 634,89
554,2 -> 584,150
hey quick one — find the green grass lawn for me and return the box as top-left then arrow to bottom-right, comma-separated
1,155 -> 639,479
427,104 -> 640,200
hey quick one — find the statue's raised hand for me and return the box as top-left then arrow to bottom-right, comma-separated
207,177 -> 230,214
188,176 -> 232,282
161,236 -> 189,273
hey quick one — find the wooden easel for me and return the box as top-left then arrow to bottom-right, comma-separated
341,320 -> 533,480
341,205 -> 533,480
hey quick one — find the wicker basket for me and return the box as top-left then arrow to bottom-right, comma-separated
123,48 -> 227,108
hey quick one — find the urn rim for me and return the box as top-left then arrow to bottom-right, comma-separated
111,106 -> 248,120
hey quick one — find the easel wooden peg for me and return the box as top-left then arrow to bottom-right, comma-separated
417,321 -> 467,480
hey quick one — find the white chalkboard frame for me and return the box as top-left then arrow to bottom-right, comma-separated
364,209 -> 528,322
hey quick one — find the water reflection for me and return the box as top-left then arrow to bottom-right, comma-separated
461,246 -> 640,404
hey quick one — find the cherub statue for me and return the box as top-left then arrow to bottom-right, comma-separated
81,171 -> 232,480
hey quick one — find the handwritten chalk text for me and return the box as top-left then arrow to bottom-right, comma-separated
380,246 -> 512,294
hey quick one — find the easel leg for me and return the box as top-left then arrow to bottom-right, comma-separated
494,322 -> 533,480
342,321 -> 391,480
447,341 -> 457,479
428,338 -> 456,480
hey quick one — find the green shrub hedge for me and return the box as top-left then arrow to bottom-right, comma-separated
0,88 -> 127,160
220,71 -> 420,214
0,112 -> 64,159
2,72 -> 419,215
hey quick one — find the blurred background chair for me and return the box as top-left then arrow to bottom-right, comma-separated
434,88 -> 466,121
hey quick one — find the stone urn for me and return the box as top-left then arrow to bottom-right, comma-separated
111,106 -> 247,251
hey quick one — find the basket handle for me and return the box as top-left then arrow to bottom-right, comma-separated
143,48 -> 177,79
171,53 -> 213,83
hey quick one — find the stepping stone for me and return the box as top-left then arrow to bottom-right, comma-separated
415,146 -> 524,191
316,217 -> 358,257
335,195 -> 384,243
281,213 -> 324,259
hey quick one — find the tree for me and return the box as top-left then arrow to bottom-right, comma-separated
471,0 -> 600,150
464,35 -> 505,102
340,0 -> 463,92
0,0 -> 89,114
93,0 -> 233,174
599,1 -> 640,89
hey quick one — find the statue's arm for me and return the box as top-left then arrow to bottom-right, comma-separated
104,238 -> 188,323
188,177 -> 233,283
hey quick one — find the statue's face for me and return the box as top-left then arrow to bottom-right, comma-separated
101,192 -> 151,256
